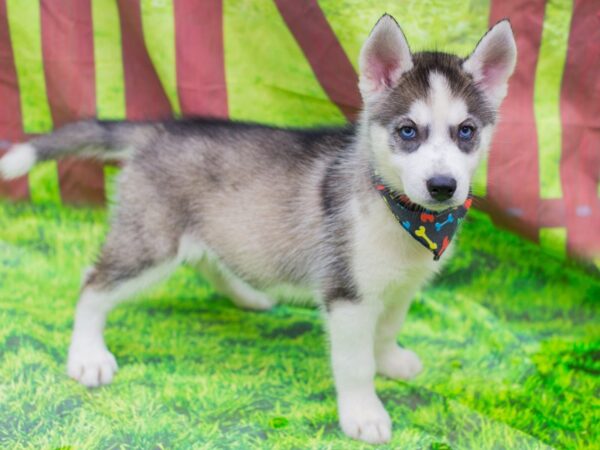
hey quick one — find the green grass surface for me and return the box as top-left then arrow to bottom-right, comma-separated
0,201 -> 598,449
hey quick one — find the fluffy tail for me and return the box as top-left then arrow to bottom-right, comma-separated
0,120 -> 155,180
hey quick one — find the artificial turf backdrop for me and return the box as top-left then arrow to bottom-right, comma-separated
0,198 -> 598,449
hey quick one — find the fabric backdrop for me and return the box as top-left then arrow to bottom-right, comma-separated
0,0 -> 598,265
0,2 -> 599,449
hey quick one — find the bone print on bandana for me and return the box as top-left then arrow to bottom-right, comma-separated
373,175 -> 473,260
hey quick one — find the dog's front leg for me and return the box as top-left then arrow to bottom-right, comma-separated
375,301 -> 423,380
327,300 -> 391,444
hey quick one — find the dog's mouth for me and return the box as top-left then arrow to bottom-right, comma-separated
400,192 -> 471,213
373,174 -> 470,213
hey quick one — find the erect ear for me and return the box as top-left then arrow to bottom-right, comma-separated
359,14 -> 413,103
463,20 -> 517,108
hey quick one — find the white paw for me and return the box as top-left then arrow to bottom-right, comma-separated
67,344 -> 118,388
376,346 -> 423,380
338,392 -> 392,444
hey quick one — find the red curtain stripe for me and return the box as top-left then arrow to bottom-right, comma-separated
174,0 -> 228,118
40,0 -> 105,205
116,0 -> 172,121
0,0 -> 28,201
486,0 -> 546,243
559,0 -> 600,258
274,0 -> 361,122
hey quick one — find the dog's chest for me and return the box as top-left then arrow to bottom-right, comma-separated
351,197 -> 442,301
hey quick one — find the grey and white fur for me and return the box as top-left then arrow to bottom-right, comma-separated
0,15 -> 516,444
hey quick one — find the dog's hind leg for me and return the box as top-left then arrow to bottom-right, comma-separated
196,256 -> 275,311
67,211 -> 183,387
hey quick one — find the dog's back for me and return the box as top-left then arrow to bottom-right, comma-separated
124,119 -> 356,287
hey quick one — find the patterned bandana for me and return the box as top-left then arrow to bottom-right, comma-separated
372,175 -> 473,261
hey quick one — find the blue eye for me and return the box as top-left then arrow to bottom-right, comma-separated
399,126 -> 417,140
458,125 -> 475,140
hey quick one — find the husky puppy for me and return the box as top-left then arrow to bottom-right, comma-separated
0,15 -> 516,444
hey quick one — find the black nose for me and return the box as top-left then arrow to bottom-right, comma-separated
426,176 -> 457,201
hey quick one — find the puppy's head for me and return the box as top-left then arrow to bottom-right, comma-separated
360,15 -> 516,210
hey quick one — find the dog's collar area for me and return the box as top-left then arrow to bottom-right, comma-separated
371,173 -> 473,260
